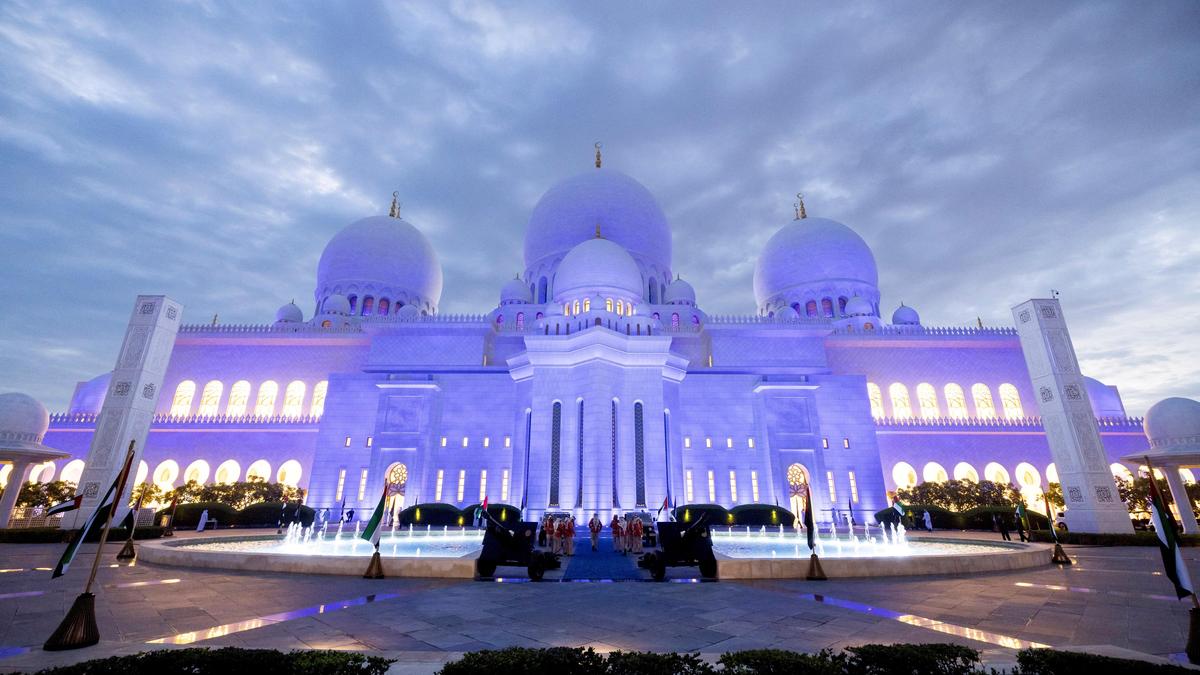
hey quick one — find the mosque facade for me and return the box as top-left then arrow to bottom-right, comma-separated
28,159 -> 1152,524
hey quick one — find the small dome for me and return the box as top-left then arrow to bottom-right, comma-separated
275,302 -> 303,323
776,306 -> 800,321
323,294 -> 351,316
844,296 -> 875,317
892,304 -> 920,325
395,304 -> 422,321
753,216 -> 878,313
552,236 -> 643,301
0,393 -> 50,446
663,277 -> 696,306
500,277 -> 533,305
1084,377 -> 1126,418
1144,398 -> 1200,451
316,215 -> 443,312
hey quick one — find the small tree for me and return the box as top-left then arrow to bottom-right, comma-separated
1045,482 -> 1064,509
129,483 -> 164,507
15,480 -> 77,508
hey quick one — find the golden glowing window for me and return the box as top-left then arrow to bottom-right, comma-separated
916,383 -> 939,418
999,383 -> 1023,419
440,437 -> 447,447
226,380 -> 250,416
750,470 -> 760,502
335,468 -> 346,500
501,469 -> 510,501
282,380 -> 306,417
310,381 -> 328,417
197,380 -> 223,416
944,383 -> 967,418
826,471 -> 837,502
170,380 -> 196,417
729,471 -> 738,503
479,469 -> 488,501
583,298 -> 591,312
254,381 -> 278,417
848,471 -> 859,502
617,301 -> 624,316
866,382 -> 884,418
707,470 -> 716,502
456,470 -> 466,502
435,469 -> 444,501
972,383 -> 997,418
606,298 -> 614,312
685,470 -> 694,502
889,383 -> 913,418
573,300 -> 580,314
891,461 -> 918,489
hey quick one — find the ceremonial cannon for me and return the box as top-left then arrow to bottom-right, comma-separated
639,515 -> 718,581
475,512 -> 559,581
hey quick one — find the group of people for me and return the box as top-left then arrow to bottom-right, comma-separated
539,514 -> 577,555
609,513 -> 646,555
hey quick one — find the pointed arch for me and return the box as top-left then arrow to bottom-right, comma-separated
916,383 -> 939,419
972,383 -> 997,418
282,380 -> 306,417
170,381 -> 196,417
944,383 -> 967,418
998,383 -> 1023,418
309,381 -> 328,417
254,381 -> 278,417
866,382 -> 884,418
197,380 -> 223,416
226,380 -> 250,416
888,383 -> 913,418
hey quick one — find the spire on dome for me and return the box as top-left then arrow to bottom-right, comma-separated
388,191 -> 400,218
594,142 -> 602,168
794,193 -> 807,220
595,223 -> 603,238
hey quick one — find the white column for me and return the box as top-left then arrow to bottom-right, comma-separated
1163,466 -> 1200,535
0,461 -> 33,528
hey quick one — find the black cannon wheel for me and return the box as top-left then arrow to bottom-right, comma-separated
528,558 -> 545,581
476,559 -> 497,578
649,554 -> 666,581
699,558 -> 718,579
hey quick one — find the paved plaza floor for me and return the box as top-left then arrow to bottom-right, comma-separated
0,531 -> 1196,673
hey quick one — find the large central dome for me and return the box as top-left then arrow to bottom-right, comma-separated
316,215 -> 443,315
524,168 -> 672,302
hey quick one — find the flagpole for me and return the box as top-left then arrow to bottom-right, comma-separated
44,441 -> 136,651
116,490 -> 142,561
1147,456 -> 1200,663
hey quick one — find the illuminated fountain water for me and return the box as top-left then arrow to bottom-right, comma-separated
711,520 -> 954,560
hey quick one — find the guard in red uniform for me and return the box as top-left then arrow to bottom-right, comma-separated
588,514 -> 603,551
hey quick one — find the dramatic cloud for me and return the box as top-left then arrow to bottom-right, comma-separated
1,1 -> 1197,414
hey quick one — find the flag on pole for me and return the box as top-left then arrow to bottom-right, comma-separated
893,498 -> 906,517
119,490 -> 145,531
1042,493 -> 1059,541
848,496 -> 856,526
52,451 -> 135,579
1015,502 -> 1026,527
656,495 -> 669,519
1146,457 -> 1195,599
46,495 -> 83,517
803,483 -> 817,551
360,482 -> 388,547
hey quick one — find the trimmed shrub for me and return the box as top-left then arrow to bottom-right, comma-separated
846,643 -> 980,675
1017,646 -> 1191,674
158,502 -> 237,528
460,502 -> 522,524
235,502 -> 315,528
606,651 -> 715,675
1028,530 -> 1200,547
729,504 -> 795,527
438,647 -> 606,675
674,504 -> 730,526
397,502 -> 463,526
719,648 -> 846,675
85,526 -> 164,542
31,647 -> 392,675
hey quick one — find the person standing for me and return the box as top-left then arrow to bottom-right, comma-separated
997,514 -> 1012,541
565,517 -> 576,556
631,517 -> 644,554
196,508 -> 209,533
612,517 -> 625,555
588,513 -> 603,552
923,510 -> 933,533
1015,513 -> 1028,542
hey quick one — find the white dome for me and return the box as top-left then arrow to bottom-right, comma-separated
500,277 -> 533,305
395,304 -> 422,321
524,168 -> 671,296
1084,377 -> 1126,418
892,304 -> 920,325
845,296 -> 875,317
316,215 -> 443,313
663,277 -> 696,305
275,302 -> 303,323
0,393 -> 50,446
775,306 -> 800,321
1144,397 -> 1200,451
552,236 -> 643,302
322,294 -> 351,316
753,216 -> 879,313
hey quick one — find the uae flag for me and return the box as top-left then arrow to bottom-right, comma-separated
803,483 -> 817,551
52,451 -> 135,579
1147,458 -> 1195,599
893,498 -> 907,517
46,495 -> 83,517
360,483 -> 388,547
119,491 -> 145,531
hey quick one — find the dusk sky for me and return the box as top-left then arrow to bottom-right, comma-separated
1,1 -> 1197,415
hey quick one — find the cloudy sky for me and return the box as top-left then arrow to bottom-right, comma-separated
1,1 -> 1197,415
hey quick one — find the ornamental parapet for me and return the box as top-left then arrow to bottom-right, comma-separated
831,325 -> 1019,337
179,323 -> 362,334
49,412 -> 322,427
707,314 -> 831,326
874,415 -> 1145,432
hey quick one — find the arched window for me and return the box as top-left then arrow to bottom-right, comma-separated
393,301 -> 404,314
648,278 -> 657,304
821,298 -> 834,318
1045,463 -> 1058,484
496,314 -> 504,325
170,381 -> 196,417
197,380 -> 223,416
606,298 -> 613,312
998,384 -> 1023,418
923,462 -> 948,483
537,277 -> 548,304
838,297 -> 848,315
944,384 -> 967,418
573,299 -> 580,315
983,462 -> 1009,484
154,459 -> 179,490
888,383 -> 913,418
184,459 -> 210,484
866,382 -> 884,418
277,459 -> 303,487
583,298 -> 591,312
254,381 -> 278,417
246,459 -> 271,482
791,302 -> 802,314
377,298 -> 389,314
309,381 -> 327,417
215,459 -> 241,484
282,381 -> 306,417
972,384 -> 996,418
617,300 -> 624,316
805,300 -> 818,317
785,463 -> 810,519
347,295 -> 357,312
671,313 -> 680,330
891,462 -> 918,489
1014,462 -> 1041,488
516,312 -> 525,331
60,459 -> 85,485
134,460 -> 148,485
916,383 -> 939,419
361,296 -> 374,315
953,462 -> 978,482
30,461 -> 55,483
226,380 -> 250,416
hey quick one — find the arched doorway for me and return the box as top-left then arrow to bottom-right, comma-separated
385,463 -> 408,524
786,463 -> 810,526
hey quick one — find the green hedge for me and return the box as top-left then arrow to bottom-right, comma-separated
157,502 -> 237,528
729,504 -> 795,527
460,502 -> 522,524
1028,530 -> 1200,547
234,502 -> 315,528
397,502 -> 464,526
674,504 -> 730,526
1018,647 -> 1190,673
31,647 -> 392,675
873,504 -> 1050,531
0,526 -> 164,544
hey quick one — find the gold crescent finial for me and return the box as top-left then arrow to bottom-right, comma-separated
389,191 -> 400,218
595,223 -> 602,238
795,193 -> 807,220
594,142 -> 602,168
